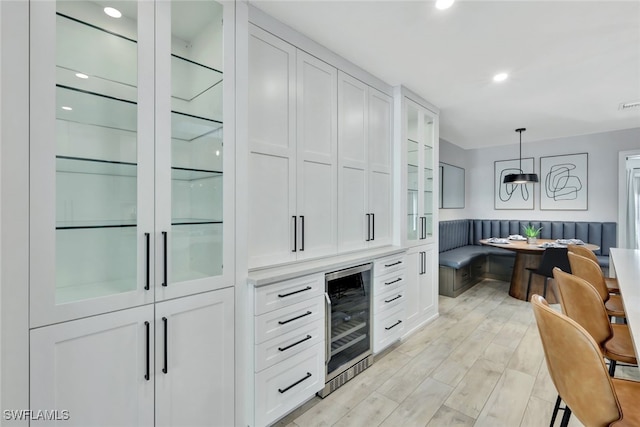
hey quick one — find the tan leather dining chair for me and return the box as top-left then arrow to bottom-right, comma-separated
531,294 -> 640,427
552,267 -> 636,377
567,244 -> 620,294
567,252 -> 625,320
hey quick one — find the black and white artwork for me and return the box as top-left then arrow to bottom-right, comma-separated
540,153 -> 588,210
494,158 -> 535,210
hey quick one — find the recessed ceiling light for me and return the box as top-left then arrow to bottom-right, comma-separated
493,72 -> 509,82
75,73 -> 89,79
61,106 -> 73,111
104,7 -> 122,18
619,100 -> 640,110
435,0 -> 455,10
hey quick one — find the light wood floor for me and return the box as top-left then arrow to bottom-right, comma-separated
275,279 -> 640,427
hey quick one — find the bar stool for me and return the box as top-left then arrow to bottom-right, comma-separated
567,244 -> 620,294
525,247 -> 571,302
531,294 -> 640,427
567,252 -> 626,320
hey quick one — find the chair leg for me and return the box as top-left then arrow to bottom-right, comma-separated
559,406 -> 572,427
609,359 -> 617,376
550,395 -> 562,427
526,271 -> 534,302
542,277 -> 549,299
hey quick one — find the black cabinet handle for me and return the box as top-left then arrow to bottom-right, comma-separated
371,213 -> 375,241
278,286 -> 312,298
385,320 -> 402,330
420,251 -> 425,275
162,231 -> 168,287
144,321 -> 150,381
278,335 -> 312,352
300,216 -> 305,251
385,295 -> 402,303
145,233 -> 150,290
278,372 -> 312,394
292,216 -> 297,252
162,317 -> 168,374
278,311 -> 312,325
384,261 -> 402,268
384,277 -> 402,286
366,214 -> 371,241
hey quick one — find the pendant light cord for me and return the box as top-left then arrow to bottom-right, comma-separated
516,128 -> 526,172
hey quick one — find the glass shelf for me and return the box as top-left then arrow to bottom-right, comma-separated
171,166 -> 222,181
171,112 -> 223,142
57,220 -> 136,230
172,219 -> 222,226
172,54 -> 223,102
57,156 -> 137,177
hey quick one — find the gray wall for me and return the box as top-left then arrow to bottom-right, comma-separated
439,127 -> 640,222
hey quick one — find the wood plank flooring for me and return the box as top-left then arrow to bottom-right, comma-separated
275,279 -> 640,427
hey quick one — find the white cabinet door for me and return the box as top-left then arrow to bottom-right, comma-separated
404,244 -> 438,335
155,0 -> 234,300
296,51 -> 338,260
338,72 -> 369,252
368,89 -> 393,247
155,288 -> 234,427
248,25 -> 297,268
29,0 -> 155,328
30,305 -> 155,427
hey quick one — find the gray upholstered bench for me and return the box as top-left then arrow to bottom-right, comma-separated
438,219 -> 616,297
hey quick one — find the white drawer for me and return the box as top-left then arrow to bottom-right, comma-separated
255,343 -> 324,427
373,306 -> 405,354
255,273 -> 324,316
373,270 -> 406,294
255,296 -> 325,344
372,285 -> 406,314
255,319 -> 324,372
373,253 -> 406,276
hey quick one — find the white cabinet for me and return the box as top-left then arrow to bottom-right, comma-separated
253,274 -> 326,426
30,305 -> 156,427
155,289 -> 235,427
404,245 -> 438,335
248,25 -> 337,269
31,289 -> 234,427
29,0 -> 234,327
338,72 -> 393,252
372,253 -> 407,353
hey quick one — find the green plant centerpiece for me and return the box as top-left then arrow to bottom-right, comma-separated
522,223 -> 543,244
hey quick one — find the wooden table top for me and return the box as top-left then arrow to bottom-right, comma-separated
480,238 -> 600,255
610,248 -> 640,369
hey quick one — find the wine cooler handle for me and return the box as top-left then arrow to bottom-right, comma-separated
162,317 -> 168,374
371,213 -> 375,241
325,292 -> 332,364
145,233 -> 150,291
144,321 -> 150,381
162,231 -> 168,287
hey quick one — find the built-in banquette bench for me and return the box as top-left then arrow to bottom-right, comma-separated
438,219 -> 617,297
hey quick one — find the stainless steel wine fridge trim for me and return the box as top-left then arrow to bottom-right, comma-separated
317,354 -> 373,399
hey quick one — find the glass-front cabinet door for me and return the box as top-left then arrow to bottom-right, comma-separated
155,0 -> 232,302
404,97 -> 437,246
30,0 -> 233,327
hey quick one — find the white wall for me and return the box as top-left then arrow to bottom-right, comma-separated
464,128 -> 640,222
439,138 -> 468,220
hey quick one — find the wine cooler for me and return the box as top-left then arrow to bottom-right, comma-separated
319,263 -> 373,398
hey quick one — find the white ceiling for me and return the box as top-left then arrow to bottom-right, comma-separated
250,0 -> 640,149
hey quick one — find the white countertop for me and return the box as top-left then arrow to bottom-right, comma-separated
610,248 -> 640,364
248,246 -> 406,287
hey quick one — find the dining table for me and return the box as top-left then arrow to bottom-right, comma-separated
480,238 -> 600,304
610,248 -> 640,368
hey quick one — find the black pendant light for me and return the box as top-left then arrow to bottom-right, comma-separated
503,128 -> 539,184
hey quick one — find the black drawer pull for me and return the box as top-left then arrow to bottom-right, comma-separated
278,372 -> 312,394
144,321 -> 150,381
385,320 -> 402,330
278,286 -> 312,298
384,278 -> 402,286
278,335 -> 312,352
385,295 -> 402,303
384,261 -> 402,268
278,311 -> 312,325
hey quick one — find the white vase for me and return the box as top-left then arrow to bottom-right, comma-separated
527,237 -> 537,244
